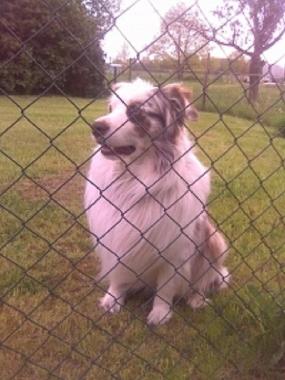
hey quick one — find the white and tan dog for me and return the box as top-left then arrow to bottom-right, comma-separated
85,79 -> 229,325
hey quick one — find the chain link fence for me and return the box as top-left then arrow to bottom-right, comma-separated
1,0 -> 285,379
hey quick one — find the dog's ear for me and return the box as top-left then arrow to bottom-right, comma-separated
111,83 -> 121,92
179,86 -> 199,121
161,83 -> 198,124
111,82 -> 128,93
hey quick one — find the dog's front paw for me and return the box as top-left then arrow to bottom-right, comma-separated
100,293 -> 122,314
187,294 -> 210,310
217,267 -> 231,290
147,305 -> 172,326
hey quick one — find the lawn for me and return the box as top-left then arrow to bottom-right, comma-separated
0,94 -> 285,380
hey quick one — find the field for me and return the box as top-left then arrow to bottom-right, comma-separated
0,90 -> 285,379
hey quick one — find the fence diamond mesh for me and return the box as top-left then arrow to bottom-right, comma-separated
0,0 -> 285,379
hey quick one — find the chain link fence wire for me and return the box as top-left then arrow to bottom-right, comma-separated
0,0 -> 285,379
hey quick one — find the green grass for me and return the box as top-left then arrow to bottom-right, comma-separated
191,82 -> 285,130
0,95 -> 285,379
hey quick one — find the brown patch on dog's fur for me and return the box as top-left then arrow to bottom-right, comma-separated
157,84 -> 190,145
163,84 -> 199,123
127,102 -> 152,137
194,217 -> 228,265
161,84 -> 186,126
203,219 -> 228,263
187,216 -> 229,306
180,86 -> 199,121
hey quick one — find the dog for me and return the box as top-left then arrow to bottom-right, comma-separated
84,79 -> 230,325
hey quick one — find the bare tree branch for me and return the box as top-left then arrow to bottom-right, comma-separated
202,28 -> 253,57
263,22 -> 285,50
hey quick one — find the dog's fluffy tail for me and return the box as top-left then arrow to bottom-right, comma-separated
203,218 -> 228,265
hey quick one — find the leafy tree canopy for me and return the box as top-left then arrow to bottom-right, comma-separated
0,0 -> 119,96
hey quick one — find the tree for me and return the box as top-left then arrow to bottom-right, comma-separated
0,0 -> 110,96
211,0 -> 285,102
85,0 -> 120,35
150,2 -> 207,79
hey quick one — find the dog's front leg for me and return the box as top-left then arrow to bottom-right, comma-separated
147,268 -> 176,326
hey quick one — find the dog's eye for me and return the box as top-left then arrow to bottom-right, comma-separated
127,104 -> 145,124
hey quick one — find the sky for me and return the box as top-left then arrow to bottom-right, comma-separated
103,0 -> 285,67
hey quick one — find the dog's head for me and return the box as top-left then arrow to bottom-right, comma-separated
91,79 -> 198,162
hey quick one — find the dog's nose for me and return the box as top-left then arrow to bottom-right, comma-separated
91,122 -> 110,138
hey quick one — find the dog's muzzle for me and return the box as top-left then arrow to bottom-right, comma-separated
91,122 -> 109,139
91,121 -> 136,157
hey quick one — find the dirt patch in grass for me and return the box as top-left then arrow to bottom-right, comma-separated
13,169 -> 89,212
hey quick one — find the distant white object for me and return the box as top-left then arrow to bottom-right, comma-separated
243,63 -> 284,84
109,63 -> 123,69
262,82 -> 279,86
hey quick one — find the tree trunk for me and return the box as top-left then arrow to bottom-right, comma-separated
176,51 -> 183,80
248,54 -> 264,102
176,37 -> 184,80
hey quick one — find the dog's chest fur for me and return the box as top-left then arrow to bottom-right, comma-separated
85,145 -> 210,262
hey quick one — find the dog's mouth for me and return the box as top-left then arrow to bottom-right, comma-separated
100,144 -> 136,156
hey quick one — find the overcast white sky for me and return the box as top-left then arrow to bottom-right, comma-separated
103,0 -> 285,67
